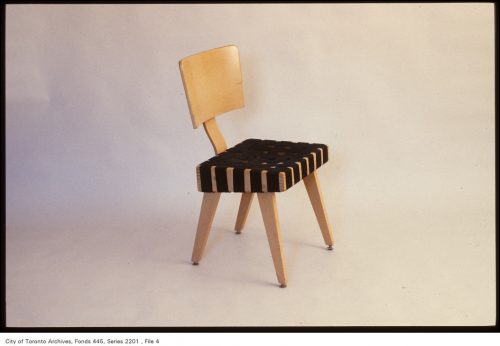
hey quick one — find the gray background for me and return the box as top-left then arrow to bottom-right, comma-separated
6,4 -> 495,326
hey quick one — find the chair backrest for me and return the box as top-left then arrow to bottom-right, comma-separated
179,45 -> 244,128
179,45 -> 245,154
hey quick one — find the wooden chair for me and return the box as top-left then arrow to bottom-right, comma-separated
179,45 -> 334,288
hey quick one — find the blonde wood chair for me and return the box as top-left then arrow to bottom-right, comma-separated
179,45 -> 334,288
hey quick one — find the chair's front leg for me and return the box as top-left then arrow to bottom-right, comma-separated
234,192 -> 254,233
303,171 -> 334,249
191,192 -> 221,264
257,193 -> 288,288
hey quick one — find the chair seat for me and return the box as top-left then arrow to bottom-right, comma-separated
196,139 -> 329,192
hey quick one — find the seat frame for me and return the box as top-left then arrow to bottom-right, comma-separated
179,45 -> 334,287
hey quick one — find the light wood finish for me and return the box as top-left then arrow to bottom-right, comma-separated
179,45 -> 244,129
203,118 -> 227,154
196,165 -> 202,191
244,169 -> 251,192
288,167 -> 295,186
226,167 -> 234,192
318,148 -> 324,164
257,193 -> 288,287
311,152 -> 317,169
181,45 -> 334,287
295,162 -> 303,180
261,170 -> 268,192
210,166 -> 217,192
191,192 -> 221,264
234,193 -> 254,233
303,171 -> 334,248
303,157 -> 310,175
278,171 -> 286,192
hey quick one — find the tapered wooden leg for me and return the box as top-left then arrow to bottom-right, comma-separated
234,193 -> 254,233
191,192 -> 221,264
303,171 -> 334,249
257,193 -> 288,287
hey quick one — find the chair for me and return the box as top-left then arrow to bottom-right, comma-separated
179,45 -> 334,288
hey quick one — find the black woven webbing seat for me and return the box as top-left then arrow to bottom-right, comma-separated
197,139 -> 329,193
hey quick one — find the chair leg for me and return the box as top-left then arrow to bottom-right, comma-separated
191,192 -> 221,264
234,193 -> 254,233
257,193 -> 288,288
303,171 -> 334,249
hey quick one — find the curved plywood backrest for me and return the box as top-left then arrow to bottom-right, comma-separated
179,45 -> 245,129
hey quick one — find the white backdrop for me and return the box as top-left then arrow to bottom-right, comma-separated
6,4 -> 495,326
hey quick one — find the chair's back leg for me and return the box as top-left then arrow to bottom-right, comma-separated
234,192 -> 254,233
257,193 -> 288,288
191,192 -> 221,264
303,171 -> 334,249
